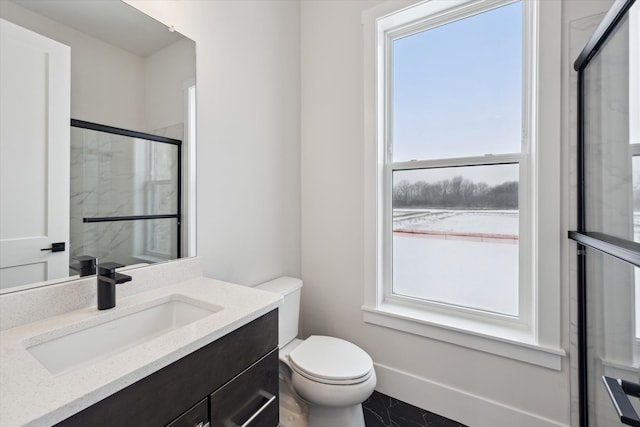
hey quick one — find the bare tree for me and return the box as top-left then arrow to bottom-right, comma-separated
393,177 -> 518,209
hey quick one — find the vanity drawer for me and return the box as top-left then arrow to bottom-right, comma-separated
167,398 -> 208,427
210,348 -> 279,427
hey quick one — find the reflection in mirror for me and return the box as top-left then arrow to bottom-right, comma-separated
0,0 -> 196,293
71,121 -> 181,267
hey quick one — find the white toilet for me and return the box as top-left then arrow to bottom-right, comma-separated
256,277 -> 376,427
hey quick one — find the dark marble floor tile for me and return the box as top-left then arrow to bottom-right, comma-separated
363,391 -> 393,426
387,400 -> 428,426
363,391 -> 467,427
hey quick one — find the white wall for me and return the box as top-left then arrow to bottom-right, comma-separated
0,0 -> 196,133
124,0 -> 301,285
0,0 -> 146,131
300,1 -> 613,427
125,0 -> 618,425
145,37 -> 196,132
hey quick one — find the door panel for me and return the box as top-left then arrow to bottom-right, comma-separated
0,263 -> 46,289
0,19 -> 70,290
571,1 -> 640,425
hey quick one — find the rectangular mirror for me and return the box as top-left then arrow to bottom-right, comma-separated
0,0 -> 196,293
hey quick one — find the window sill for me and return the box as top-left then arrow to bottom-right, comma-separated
362,302 -> 565,370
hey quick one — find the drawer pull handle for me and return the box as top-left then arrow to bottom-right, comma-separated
602,376 -> 640,426
231,390 -> 277,427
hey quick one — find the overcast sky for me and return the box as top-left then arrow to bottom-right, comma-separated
392,1 -> 522,168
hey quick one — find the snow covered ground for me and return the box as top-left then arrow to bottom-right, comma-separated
392,209 -> 519,316
393,209 -> 518,236
392,209 -> 638,320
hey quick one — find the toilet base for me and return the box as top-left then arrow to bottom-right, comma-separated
307,403 -> 365,427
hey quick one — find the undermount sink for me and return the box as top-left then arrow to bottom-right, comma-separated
24,295 -> 222,374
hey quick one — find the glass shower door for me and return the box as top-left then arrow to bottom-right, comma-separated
70,121 -> 181,268
571,1 -> 640,425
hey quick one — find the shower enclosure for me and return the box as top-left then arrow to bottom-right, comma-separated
70,120 -> 181,269
569,0 -> 640,425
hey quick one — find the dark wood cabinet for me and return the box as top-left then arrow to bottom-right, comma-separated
167,398 -> 209,427
56,309 -> 278,427
211,349 -> 279,427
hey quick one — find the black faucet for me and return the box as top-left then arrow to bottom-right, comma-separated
97,262 -> 132,310
69,255 -> 96,277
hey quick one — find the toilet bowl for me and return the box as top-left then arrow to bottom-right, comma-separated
255,277 -> 376,427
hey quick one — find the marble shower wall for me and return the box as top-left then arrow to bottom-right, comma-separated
70,123 -> 182,269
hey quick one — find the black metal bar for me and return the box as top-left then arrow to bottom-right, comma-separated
574,0 -> 636,71
577,71 -> 585,233
568,231 -> 640,267
177,132 -> 182,259
576,55 -> 589,427
83,214 -> 179,223
577,244 -> 589,427
71,119 -> 181,146
575,57 -> 590,427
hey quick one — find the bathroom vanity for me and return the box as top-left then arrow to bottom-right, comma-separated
0,271 -> 282,427
57,311 -> 278,427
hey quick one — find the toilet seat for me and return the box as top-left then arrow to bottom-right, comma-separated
288,336 -> 373,385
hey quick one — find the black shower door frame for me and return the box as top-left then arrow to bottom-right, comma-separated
569,0 -> 639,426
71,119 -> 182,259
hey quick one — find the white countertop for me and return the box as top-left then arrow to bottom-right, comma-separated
0,276 -> 282,427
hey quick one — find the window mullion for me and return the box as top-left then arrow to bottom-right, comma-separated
390,153 -> 524,172
382,162 -> 395,302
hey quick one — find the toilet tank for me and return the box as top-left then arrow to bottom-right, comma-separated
255,277 -> 302,348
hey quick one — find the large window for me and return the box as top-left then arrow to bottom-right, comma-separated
363,0 -> 564,369
389,1 -> 524,318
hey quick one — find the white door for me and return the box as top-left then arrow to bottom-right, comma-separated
0,19 -> 71,290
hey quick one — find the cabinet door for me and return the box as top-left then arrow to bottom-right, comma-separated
210,349 -> 279,427
167,398 -> 209,427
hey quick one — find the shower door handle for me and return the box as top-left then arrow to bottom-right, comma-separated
603,376 -> 640,426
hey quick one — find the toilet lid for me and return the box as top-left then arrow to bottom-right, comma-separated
288,336 -> 373,384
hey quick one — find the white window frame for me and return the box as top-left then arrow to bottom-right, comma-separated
362,0 -> 565,369
144,142 -> 175,259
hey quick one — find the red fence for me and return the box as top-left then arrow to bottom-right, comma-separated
393,229 -> 518,244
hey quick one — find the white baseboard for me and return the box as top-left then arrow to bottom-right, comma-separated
373,363 -> 569,427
